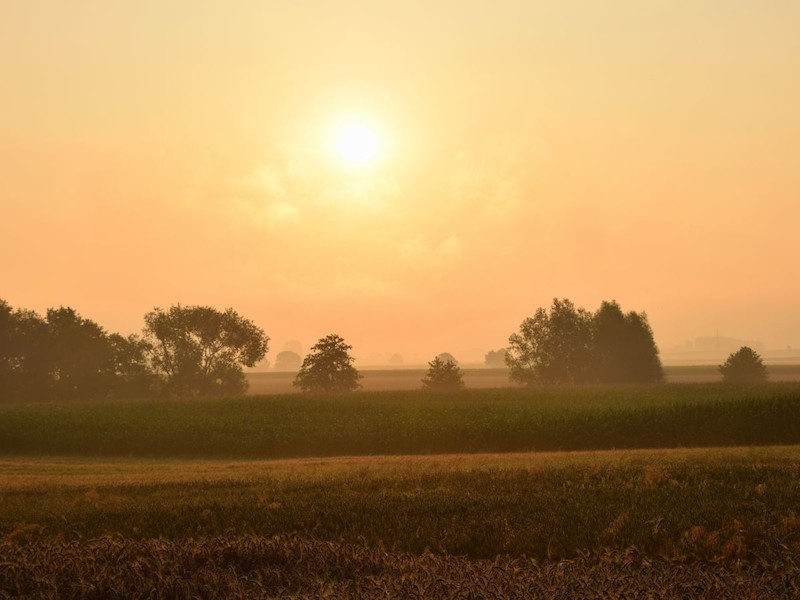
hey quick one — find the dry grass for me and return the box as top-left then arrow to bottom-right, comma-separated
1,534 -> 797,599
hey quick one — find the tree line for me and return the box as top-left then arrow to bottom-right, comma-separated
1,296 -> 767,400
0,300 -> 268,401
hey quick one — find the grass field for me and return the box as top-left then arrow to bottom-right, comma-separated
2,383 -> 799,597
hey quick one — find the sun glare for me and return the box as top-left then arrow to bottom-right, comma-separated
331,118 -> 382,168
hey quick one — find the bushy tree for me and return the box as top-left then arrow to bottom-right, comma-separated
143,305 -> 269,397
45,307 -> 118,399
719,346 -> 768,384
294,334 -> 362,392
274,350 -> 302,371
507,298 -> 593,385
109,333 -> 158,397
591,301 -> 663,383
484,348 -> 508,368
421,356 -> 464,391
506,298 -> 662,385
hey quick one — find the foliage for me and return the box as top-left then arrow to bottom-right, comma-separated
109,333 -> 158,397
484,348 -> 508,368
273,350 -> 302,371
719,346 -> 768,384
591,301 -> 663,383
421,356 -> 464,391
294,334 -> 362,392
143,305 -> 269,397
507,298 -> 593,384
507,298 -> 662,385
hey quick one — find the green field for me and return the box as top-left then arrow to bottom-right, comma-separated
1,384 -> 799,457
2,384 -> 800,597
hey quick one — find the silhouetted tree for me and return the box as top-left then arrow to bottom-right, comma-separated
421,356 -> 464,391
45,307 -> 118,399
274,350 -> 302,371
484,348 -> 508,368
719,346 -> 768,384
294,334 -> 362,392
507,298 -> 662,385
109,333 -> 158,397
591,301 -> 663,383
1,301 -> 53,399
143,305 -> 269,397
388,353 -> 404,366
507,298 -> 593,385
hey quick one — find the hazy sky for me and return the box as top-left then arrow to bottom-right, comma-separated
2,1 -> 799,364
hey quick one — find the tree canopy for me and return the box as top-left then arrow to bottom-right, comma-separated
507,298 -> 662,385
294,334 -> 362,392
274,350 -> 302,371
421,356 -> 464,391
719,346 -> 768,384
143,305 -> 269,397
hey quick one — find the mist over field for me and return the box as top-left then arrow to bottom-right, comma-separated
2,2 -> 800,597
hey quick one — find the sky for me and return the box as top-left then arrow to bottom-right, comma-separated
2,1 -> 799,365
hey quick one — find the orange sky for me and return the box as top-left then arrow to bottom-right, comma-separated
2,1 -> 799,365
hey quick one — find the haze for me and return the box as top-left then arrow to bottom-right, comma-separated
2,1 -> 799,365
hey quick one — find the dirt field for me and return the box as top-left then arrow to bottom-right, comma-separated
247,365 -> 800,395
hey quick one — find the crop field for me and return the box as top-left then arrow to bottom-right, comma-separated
1,384 -> 800,597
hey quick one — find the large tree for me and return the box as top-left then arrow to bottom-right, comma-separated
294,334 -> 362,392
591,301 -> 663,383
143,305 -> 269,397
507,298 -> 593,385
45,307 -> 117,399
506,298 -> 662,385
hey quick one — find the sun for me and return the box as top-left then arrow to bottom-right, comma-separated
330,118 -> 383,168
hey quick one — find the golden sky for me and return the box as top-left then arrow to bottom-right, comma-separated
2,1 -> 799,364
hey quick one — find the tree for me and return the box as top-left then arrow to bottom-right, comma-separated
1,301 -> 53,400
421,356 -> 464,391
591,301 -> 663,383
719,346 -> 768,384
45,307 -> 118,400
294,334 -> 362,392
507,298 -> 593,385
507,298 -> 662,385
109,333 -> 157,397
274,350 -> 302,371
143,305 -> 269,397
484,348 -> 508,368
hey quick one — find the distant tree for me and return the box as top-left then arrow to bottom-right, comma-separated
507,298 -> 662,385
484,348 -> 508,368
143,305 -> 269,397
274,350 -> 302,371
294,334 -> 362,392
591,301 -> 663,383
507,298 -> 593,385
436,352 -> 458,366
719,346 -> 768,384
109,333 -> 157,397
388,353 -> 404,366
45,307 -> 118,399
421,356 -> 464,391
1,302 -> 57,399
